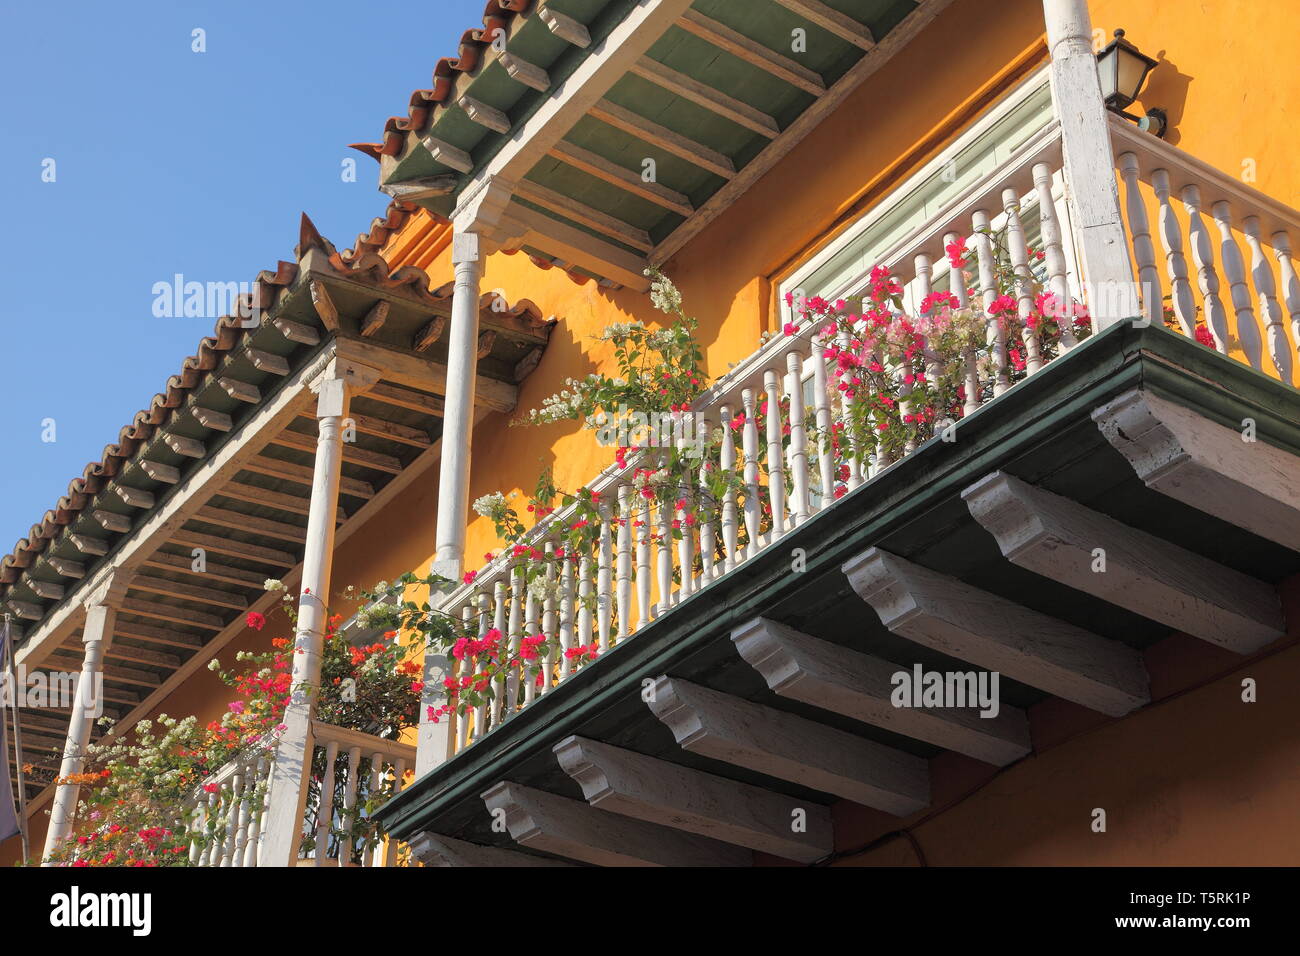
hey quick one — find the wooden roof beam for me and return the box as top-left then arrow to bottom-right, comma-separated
1094,388 -> 1300,553
676,9 -> 826,96
771,0 -> 876,50
515,180 -> 654,251
538,6 -> 590,48
732,617 -> 1031,766
170,529 -> 298,568
554,735 -> 834,862
480,781 -> 750,867
648,675 -> 932,811
589,99 -> 735,179
842,548 -> 1151,718
408,832 -> 575,867
963,471 -> 1286,655
141,550 -> 270,589
547,141 -> 694,218
239,456 -> 375,500
628,57 -> 779,139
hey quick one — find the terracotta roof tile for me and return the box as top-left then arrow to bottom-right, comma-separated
372,0 -> 533,158
0,213 -> 447,592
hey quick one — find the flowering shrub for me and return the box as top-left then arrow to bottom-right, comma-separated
379,250 -> 1107,731
41,585 -> 423,866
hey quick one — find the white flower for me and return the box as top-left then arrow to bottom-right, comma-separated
263,578 -> 284,592
473,492 -> 510,520
207,659 -> 220,672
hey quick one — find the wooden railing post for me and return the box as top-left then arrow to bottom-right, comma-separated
1042,0 -> 1137,327
259,354 -> 380,866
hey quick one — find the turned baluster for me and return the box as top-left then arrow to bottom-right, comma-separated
836,329 -> 866,488
473,592 -> 491,735
615,484 -> 632,645
314,739 -> 339,866
809,331 -> 836,504
243,756 -> 268,868
1183,185 -> 1230,353
944,230 -> 982,416
1212,199 -> 1263,366
596,500 -> 613,650
655,489 -> 674,615
1242,216 -> 1291,382
1150,168 -> 1197,337
336,746 -> 360,867
540,543 -> 557,697
740,388 -> 763,558
577,548 -> 594,661
523,561 -> 539,706
505,559 -> 523,718
635,495 -> 651,628
488,581 -> 507,728
1272,231 -> 1300,379
972,210 -> 1010,395
1002,187 -> 1045,372
1032,162 -> 1078,348
365,753 -> 384,867
1118,153 -> 1162,330
698,424 -> 717,580
785,349 -> 812,525
763,369 -> 787,538
719,406 -> 740,570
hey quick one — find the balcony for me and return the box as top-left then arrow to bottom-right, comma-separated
374,98 -> 1300,866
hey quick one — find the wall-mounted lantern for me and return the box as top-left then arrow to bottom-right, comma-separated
1096,29 -> 1167,137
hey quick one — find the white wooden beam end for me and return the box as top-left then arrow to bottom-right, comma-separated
552,735 -> 831,862
1093,388 -> 1300,553
731,617 -> 1031,766
842,549 -> 1150,717
647,676 -> 930,813
480,781 -> 750,867
963,471 -> 1286,653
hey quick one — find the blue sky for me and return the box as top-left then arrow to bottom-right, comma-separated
0,0 -> 489,550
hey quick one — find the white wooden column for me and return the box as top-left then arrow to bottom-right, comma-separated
41,571 -> 127,864
260,355 -> 380,866
432,230 -> 484,582
1042,0 -> 1137,328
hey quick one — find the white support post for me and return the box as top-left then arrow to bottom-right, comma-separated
41,572 -> 126,864
260,355 -> 380,867
1042,0 -> 1137,328
415,651 -> 453,777
431,230 -> 484,583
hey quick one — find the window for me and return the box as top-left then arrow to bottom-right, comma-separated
779,68 -> 1074,326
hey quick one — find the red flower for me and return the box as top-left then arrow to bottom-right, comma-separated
246,612 -> 266,631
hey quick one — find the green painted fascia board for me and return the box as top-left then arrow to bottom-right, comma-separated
378,322 -> 1300,839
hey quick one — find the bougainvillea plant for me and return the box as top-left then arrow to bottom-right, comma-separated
41,585 -> 424,866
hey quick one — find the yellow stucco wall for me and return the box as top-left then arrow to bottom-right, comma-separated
7,0 -> 1299,865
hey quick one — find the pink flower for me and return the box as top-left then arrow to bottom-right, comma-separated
228,701 -> 245,715
945,237 -> 968,269
246,611 -> 265,631
463,570 -> 477,584
783,322 -> 799,336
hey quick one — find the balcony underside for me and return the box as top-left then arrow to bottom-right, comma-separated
379,322 -> 1300,865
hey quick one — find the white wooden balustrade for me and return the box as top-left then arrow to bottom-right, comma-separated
1110,114 -> 1300,384
185,720 -> 414,867
430,114 -> 1300,761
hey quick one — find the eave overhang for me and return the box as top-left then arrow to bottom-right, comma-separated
2,214 -> 554,804
368,0 -> 953,289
